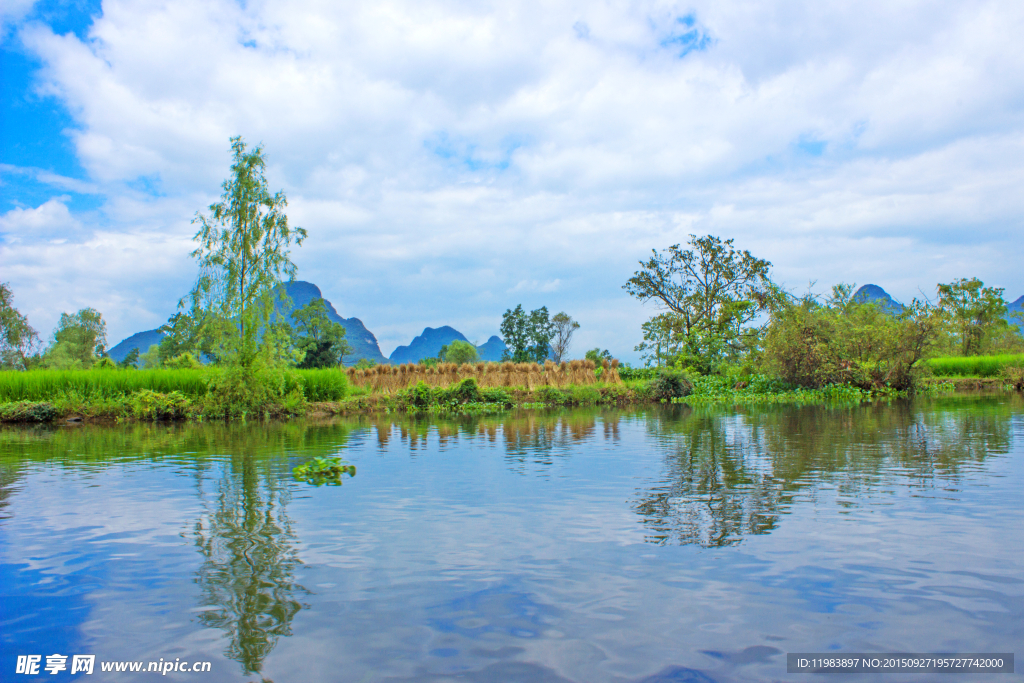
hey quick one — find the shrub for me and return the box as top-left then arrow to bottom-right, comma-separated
649,368 -> 693,400
569,385 -> 601,405
440,377 -> 481,404
1002,366 -> 1024,391
0,401 -> 57,422
130,390 -> 191,420
480,387 -> 512,405
536,386 -> 568,405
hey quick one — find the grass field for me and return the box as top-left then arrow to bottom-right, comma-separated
924,354 -> 1024,377
0,368 -> 349,403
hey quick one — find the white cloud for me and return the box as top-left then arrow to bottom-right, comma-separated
4,0 -> 1024,358
0,196 -> 80,241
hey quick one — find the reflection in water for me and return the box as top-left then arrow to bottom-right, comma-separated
635,398 -> 1017,547
192,442 -> 307,676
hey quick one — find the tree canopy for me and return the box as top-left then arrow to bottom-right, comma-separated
0,282 -> 39,370
624,234 -> 779,371
291,298 -> 351,368
500,305 -> 554,363
189,136 -> 306,366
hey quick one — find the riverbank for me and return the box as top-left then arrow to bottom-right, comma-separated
3,377 -> 1016,424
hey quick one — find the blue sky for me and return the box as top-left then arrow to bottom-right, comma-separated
2,0 -> 1023,361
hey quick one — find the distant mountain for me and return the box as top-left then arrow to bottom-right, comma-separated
389,326 -> 469,364
1009,295 -> 1024,330
107,330 -> 165,362
107,281 -> 389,366
852,284 -> 905,314
475,335 -> 507,362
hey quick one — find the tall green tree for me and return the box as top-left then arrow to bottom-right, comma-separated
189,136 -> 307,366
623,234 -> 779,372
47,308 -> 107,369
0,282 -> 39,370
500,304 -> 554,362
936,278 -> 1008,356
291,298 -> 351,368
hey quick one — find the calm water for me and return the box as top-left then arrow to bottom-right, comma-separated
1,397 -> 1022,682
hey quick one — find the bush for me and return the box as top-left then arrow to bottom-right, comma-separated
536,386 -> 568,405
440,377 -> 481,404
480,387 -> 512,405
649,368 -> 693,400
130,390 -> 191,420
569,385 -> 601,405
0,401 -> 57,422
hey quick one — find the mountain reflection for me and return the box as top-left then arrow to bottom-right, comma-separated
635,398 -> 1015,547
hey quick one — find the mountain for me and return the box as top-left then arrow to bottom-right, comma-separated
107,281 -> 389,365
852,284 -> 905,314
107,330 -> 166,362
1009,295 -> 1024,330
475,335 -> 507,362
389,326 -> 469,364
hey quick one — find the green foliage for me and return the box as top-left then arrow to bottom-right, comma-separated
925,354 -> 1024,377
500,304 -> 554,362
439,340 -> 479,366
585,348 -> 612,364
164,352 -> 204,369
201,362 -> 305,418
0,368 -> 210,402
291,297 -> 351,368
480,387 -> 513,405
550,312 -> 579,363
1001,366 -> 1024,391
47,308 -> 107,369
935,277 -> 1011,356
298,369 -> 350,402
0,282 -> 40,370
94,357 -> 118,370
760,286 -> 938,391
188,136 -> 307,367
120,347 -> 140,368
536,386 -> 568,405
395,378 -> 510,412
292,456 -> 355,486
649,368 -> 693,400
353,358 -> 377,369
624,234 -> 780,372
0,401 -> 57,422
130,390 -> 191,420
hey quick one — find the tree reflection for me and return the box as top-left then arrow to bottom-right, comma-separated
635,397 -> 1017,547
191,431 -> 309,678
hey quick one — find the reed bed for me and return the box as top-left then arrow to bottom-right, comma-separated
924,354 -> 1024,378
346,359 -> 621,393
0,368 -> 348,402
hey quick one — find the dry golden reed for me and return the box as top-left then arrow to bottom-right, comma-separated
345,358 -> 619,392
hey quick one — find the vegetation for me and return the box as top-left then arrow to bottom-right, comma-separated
500,304 -> 554,362
293,456 -> 355,486
292,297 -> 351,368
549,312 -> 579,363
45,308 -> 108,369
437,339 -> 479,365
624,234 -> 780,373
925,354 -> 1024,378
1,282 -> 40,370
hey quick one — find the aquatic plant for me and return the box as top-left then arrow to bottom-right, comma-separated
292,456 -> 355,486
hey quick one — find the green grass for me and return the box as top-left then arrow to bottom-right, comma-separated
0,367 -> 349,403
924,354 -> 1024,378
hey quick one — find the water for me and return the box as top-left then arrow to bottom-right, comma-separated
1,396 -> 1021,682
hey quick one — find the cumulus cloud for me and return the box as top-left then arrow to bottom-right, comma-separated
0,196 -> 80,241
4,0 -> 1024,357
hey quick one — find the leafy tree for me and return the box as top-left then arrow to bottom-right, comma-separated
585,348 -> 612,365
936,278 -> 1009,356
0,282 -> 39,370
188,136 -> 307,367
549,312 -> 579,363
47,308 -> 107,369
500,304 -> 554,363
623,235 -> 779,372
120,347 -> 140,369
291,298 -> 351,368
634,312 -> 685,367
158,296 -> 225,364
439,339 -> 479,365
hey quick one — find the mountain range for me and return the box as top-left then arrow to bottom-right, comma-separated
107,281 -> 506,365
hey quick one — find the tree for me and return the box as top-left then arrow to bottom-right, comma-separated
500,304 -> 554,362
120,347 -> 141,369
585,348 -> 612,364
936,278 -> 1009,356
46,308 -> 107,369
0,282 -> 39,370
291,298 -> 351,368
549,312 -> 579,363
158,299 -> 223,364
189,136 -> 307,366
623,234 -> 779,372
634,312 -> 686,367
439,339 -> 479,365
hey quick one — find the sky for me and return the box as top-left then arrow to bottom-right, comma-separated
2,0 -> 1023,362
